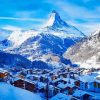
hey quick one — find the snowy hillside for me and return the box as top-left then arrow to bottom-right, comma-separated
0,30 -> 38,50
0,82 -> 41,100
63,29 -> 100,68
0,51 -> 32,68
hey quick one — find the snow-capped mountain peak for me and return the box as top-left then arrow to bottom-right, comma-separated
46,10 -> 69,28
1,10 -> 85,50
0,11 -> 86,68
44,10 -> 85,38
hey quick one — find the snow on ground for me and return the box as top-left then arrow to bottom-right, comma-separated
0,82 -> 42,100
78,71 -> 100,83
79,73 -> 98,83
75,55 -> 100,69
73,89 -> 100,99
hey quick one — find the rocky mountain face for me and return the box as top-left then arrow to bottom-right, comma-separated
0,11 -> 85,68
63,29 -> 100,68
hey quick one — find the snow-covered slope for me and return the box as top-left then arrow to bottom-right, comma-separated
0,51 -> 32,69
8,30 -> 38,47
1,10 -> 85,67
0,82 -> 41,100
0,30 -> 38,50
6,33 -> 75,67
63,29 -> 100,68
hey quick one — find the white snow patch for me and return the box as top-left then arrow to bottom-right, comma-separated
0,82 -> 42,100
50,93 -> 71,100
46,13 -> 56,27
8,30 -> 38,47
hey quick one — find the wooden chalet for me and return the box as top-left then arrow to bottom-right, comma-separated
13,78 -> 36,92
0,69 -> 9,82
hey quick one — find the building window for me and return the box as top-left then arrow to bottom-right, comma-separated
98,83 -> 100,88
94,82 -> 97,88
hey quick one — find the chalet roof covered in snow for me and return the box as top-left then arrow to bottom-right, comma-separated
73,89 -> 100,99
73,90 -> 88,97
0,68 -> 8,73
79,72 -> 100,83
57,83 -> 75,89
50,93 -> 71,100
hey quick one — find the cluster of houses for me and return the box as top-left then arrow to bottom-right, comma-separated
0,67 -> 100,100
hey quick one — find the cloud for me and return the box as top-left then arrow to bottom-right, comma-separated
53,1 -> 99,19
2,25 -> 22,31
14,11 -> 38,18
0,16 -> 44,22
68,21 -> 100,35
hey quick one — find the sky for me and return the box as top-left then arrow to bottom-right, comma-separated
0,0 -> 100,35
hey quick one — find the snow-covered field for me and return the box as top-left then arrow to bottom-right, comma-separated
0,82 -> 42,100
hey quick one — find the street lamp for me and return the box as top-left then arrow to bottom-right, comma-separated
46,76 -> 49,100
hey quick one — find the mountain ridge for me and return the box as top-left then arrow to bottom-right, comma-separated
63,29 -> 100,68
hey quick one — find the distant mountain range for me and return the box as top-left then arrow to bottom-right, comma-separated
63,29 -> 100,68
0,10 -> 87,68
